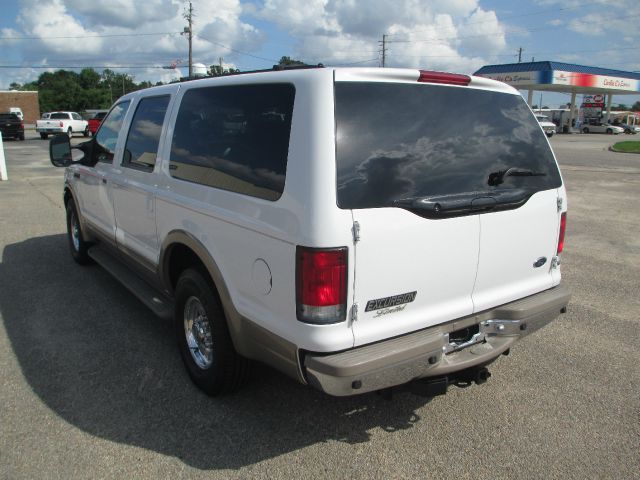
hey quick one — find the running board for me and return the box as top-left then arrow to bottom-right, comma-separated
88,246 -> 174,321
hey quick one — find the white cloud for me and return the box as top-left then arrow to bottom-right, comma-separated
257,0 -> 507,73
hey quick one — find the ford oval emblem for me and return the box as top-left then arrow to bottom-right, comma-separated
533,257 -> 547,268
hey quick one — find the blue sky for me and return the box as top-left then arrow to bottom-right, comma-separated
1,0 -> 639,107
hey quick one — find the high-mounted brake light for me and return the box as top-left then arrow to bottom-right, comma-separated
418,70 -> 471,86
557,212 -> 567,254
296,246 -> 348,324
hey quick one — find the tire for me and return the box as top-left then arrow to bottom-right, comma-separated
174,268 -> 249,396
582,127 -> 589,134
67,127 -> 73,139
19,133 -> 25,141
83,126 -> 90,137
66,199 -> 92,265
606,128 -> 613,134
625,128 -> 631,134
40,133 -> 48,139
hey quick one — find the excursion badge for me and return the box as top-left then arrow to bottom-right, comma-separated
365,291 -> 417,312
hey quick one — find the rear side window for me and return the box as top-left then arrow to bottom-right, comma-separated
123,95 -> 170,172
335,82 -> 561,209
169,83 -> 295,201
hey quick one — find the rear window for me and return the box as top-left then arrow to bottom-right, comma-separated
0,114 -> 18,121
169,83 -> 295,201
50,113 -> 70,119
335,82 -> 561,210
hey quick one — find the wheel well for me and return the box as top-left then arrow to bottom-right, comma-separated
63,188 -> 73,207
166,243 -> 210,292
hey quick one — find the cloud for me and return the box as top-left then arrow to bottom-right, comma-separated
257,0 -> 507,72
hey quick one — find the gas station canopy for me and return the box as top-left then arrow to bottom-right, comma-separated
474,61 -> 640,125
474,60 -> 640,95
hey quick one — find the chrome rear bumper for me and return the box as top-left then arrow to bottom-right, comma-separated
304,284 -> 570,396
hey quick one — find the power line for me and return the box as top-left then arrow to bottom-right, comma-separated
385,1 -> 612,38
194,34 -> 278,64
0,32 -> 180,41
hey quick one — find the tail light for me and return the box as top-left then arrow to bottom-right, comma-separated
557,212 -> 567,254
296,246 -> 348,324
418,70 -> 471,86
20,123 -> 24,129
59,121 -> 64,127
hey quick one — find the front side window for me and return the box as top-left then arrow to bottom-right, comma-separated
169,83 -> 295,201
91,101 -> 130,164
122,95 -> 170,172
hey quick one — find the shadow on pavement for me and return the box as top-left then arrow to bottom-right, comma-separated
0,235 -> 431,470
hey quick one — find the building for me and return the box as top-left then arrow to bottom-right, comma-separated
0,91 -> 40,123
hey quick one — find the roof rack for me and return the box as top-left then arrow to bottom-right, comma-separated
179,63 -> 325,82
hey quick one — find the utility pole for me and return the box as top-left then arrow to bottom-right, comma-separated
219,57 -> 224,74
380,34 -> 387,68
183,2 -> 194,78
518,47 -> 523,63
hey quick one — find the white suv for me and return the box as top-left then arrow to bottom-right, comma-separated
49,66 -> 570,397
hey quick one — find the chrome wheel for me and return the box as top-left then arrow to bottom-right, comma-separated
183,296 -> 213,369
70,210 -> 80,251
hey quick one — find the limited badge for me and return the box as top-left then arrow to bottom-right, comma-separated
365,291 -> 417,313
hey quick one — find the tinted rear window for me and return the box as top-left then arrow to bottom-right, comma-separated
50,113 -> 70,119
0,114 -> 19,121
335,82 -> 561,209
169,83 -> 295,201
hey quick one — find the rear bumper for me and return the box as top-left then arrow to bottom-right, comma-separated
304,284 -> 570,396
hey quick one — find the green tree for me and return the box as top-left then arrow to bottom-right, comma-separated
278,56 -> 305,66
209,65 -> 240,76
632,101 -> 640,112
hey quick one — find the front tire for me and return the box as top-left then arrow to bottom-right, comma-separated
83,126 -> 90,137
582,127 -> 589,134
606,128 -> 613,134
67,127 -> 73,139
174,268 -> 249,396
66,199 -> 92,265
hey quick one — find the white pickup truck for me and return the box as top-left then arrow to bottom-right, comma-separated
36,111 -> 89,139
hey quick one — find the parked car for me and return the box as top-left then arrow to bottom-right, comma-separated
581,120 -> 623,134
0,112 -> 25,141
48,66 -> 570,397
36,111 -> 89,139
87,111 -> 108,136
9,107 -> 24,121
616,123 -> 640,134
535,114 -> 556,137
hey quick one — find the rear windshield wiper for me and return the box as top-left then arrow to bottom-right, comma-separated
488,167 -> 546,186
393,189 -> 532,219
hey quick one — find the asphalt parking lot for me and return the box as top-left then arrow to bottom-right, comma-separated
1,131 -> 639,479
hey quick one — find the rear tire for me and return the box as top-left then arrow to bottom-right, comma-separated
67,127 -> 73,139
174,268 -> 249,396
19,133 -> 25,141
40,133 -> 48,139
83,126 -> 90,137
66,199 -> 92,265
582,127 -> 589,134
606,128 -> 613,134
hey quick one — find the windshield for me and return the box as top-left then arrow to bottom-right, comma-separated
335,82 -> 561,209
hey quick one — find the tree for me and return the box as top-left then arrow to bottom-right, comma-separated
278,56 -> 305,66
632,101 -> 640,112
209,65 -> 240,76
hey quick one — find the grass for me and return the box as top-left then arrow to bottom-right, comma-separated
611,141 -> 640,154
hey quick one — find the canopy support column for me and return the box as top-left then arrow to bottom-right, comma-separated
568,91 -> 577,133
604,93 -> 613,123
527,89 -> 534,106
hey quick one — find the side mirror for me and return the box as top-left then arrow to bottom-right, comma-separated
49,134 -> 72,167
